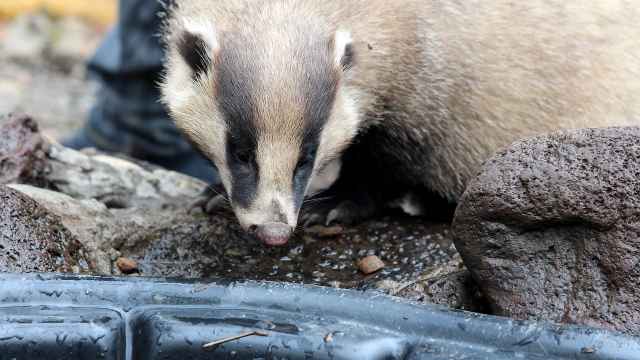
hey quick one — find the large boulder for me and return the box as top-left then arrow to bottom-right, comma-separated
453,127 -> 640,335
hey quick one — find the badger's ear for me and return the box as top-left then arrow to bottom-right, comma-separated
176,19 -> 219,77
333,30 -> 354,71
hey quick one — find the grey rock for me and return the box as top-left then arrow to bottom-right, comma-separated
453,126 -> 640,335
46,143 -> 207,208
8,184 -> 117,274
0,186 -> 88,273
7,141 -> 212,275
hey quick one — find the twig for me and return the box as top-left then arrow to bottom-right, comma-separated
392,269 -> 465,296
202,331 -> 269,350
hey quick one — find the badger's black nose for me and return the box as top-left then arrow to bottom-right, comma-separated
253,222 -> 293,246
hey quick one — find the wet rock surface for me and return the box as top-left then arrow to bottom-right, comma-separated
0,186 -> 88,273
124,211 -> 458,290
453,127 -> 640,335
376,255 -> 488,313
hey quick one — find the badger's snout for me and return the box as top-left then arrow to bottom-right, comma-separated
228,187 -> 306,246
234,196 -> 298,246
250,222 -> 294,246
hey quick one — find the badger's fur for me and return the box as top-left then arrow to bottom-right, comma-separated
161,0 -> 640,245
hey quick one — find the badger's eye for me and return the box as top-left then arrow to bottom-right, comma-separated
296,150 -> 314,170
235,150 -> 254,165
297,156 -> 311,169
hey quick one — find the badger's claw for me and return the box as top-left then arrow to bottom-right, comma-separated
301,212 -> 326,228
204,194 -> 227,213
189,186 -> 228,214
189,196 -> 207,211
301,195 -> 377,228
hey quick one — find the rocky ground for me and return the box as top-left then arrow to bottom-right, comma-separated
1,12 -> 640,338
0,114 -> 480,313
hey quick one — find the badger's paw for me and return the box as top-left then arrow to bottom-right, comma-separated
300,194 -> 377,228
189,186 -> 229,214
326,200 -> 377,226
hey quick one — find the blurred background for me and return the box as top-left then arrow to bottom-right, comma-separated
0,0 -> 116,140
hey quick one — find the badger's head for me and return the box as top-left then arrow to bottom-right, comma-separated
161,16 -> 362,246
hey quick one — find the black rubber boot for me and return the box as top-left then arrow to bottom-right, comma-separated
63,0 -> 220,185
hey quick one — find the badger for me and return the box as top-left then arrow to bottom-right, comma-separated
161,0 -> 640,246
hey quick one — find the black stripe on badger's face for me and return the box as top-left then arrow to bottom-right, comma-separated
292,71 -> 339,210
216,47 -> 260,209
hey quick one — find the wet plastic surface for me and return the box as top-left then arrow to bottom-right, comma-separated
0,273 -> 638,359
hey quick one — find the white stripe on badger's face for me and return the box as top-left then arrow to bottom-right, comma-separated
233,138 -> 302,230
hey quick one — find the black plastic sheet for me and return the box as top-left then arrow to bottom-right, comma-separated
0,273 -> 637,359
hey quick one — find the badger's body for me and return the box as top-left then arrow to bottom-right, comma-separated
161,0 -> 640,245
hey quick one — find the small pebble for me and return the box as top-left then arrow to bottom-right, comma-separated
224,248 -> 243,257
324,333 -> 334,343
116,257 -> 138,274
358,255 -> 385,275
